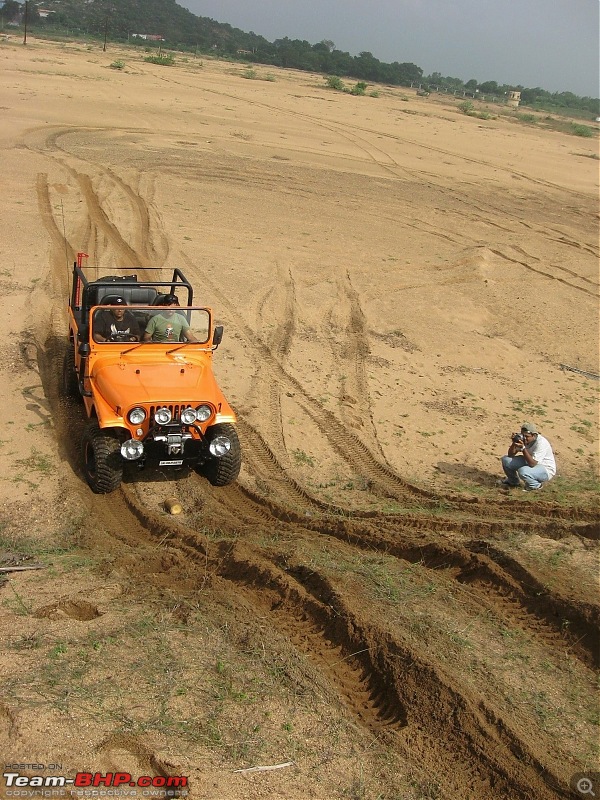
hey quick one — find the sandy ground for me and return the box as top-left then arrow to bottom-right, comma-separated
0,36 -> 598,800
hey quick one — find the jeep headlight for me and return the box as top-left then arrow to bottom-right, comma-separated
209,435 -> 231,457
121,439 -> 144,460
180,406 -> 197,425
195,404 -> 212,422
128,407 -> 146,425
155,407 -> 172,425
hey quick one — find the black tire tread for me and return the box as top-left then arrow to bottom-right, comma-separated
201,423 -> 242,486
82,422 -> 123,494
62,343 -> 79,398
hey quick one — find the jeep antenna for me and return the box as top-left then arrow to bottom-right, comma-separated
60,200 -> 70,286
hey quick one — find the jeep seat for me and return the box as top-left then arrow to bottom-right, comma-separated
96,285 -> 159,306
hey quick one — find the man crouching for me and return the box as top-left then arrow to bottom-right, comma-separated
500,422 -> 556,491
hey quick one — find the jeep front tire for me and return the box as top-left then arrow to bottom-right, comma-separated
82,421 -> 123,493
199,423 -> 241,486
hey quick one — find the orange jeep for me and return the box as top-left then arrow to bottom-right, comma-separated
63,256 -> 241,493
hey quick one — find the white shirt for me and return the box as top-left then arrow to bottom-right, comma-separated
525,434 -> 556,478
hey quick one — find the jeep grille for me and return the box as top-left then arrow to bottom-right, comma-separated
150,404 -> 197,422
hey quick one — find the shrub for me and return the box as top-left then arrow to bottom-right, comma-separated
458,100 -> 494,120
144,54 -> 175,66
325,75 -> 345,91
571,123 -> 593,137
240,69 -> 275,81
351,81 -> 367,96
110,60 -> 125,70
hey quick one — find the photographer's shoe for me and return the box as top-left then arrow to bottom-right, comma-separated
522,485 -> 541,492
498,479 -> 519,488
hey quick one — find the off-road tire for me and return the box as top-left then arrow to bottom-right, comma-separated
199,423 -> 241,486
81,422 -> 123,494
62,343 -> 79,398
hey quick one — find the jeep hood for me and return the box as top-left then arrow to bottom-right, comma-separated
90,357 -> 222,411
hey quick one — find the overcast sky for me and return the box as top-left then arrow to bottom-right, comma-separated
178,0 -> 599,97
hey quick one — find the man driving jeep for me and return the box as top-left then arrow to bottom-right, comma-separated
93,297 -> 141,343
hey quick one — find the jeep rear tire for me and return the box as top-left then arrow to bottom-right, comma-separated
62,344 -> 79,398
199,423 -> 241,486
82,422 -> 123,494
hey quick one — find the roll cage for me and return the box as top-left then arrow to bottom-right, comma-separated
69,262 -> 195,347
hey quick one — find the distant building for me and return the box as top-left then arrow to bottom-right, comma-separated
131,33 -> 165,42
507,90 -> 521,108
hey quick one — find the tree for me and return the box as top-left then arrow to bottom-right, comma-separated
520,86 -> 549,104
443,75 -> 466,90
353,51 -> 381,80
313,39 -> 335,54
0,1 -> 21,24
327,48 -> 353,77
386,61 -> 423,86
478,80 -> 499,94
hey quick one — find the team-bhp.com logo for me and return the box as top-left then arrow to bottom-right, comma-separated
3,770 -> 188,796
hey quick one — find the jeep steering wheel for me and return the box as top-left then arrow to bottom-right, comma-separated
110,333 -> 135,342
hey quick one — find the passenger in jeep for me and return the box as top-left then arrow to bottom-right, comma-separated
94,298 -> 141,342
143,295 -> 199,343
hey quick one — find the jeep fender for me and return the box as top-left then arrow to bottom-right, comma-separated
84,389 -> 130,431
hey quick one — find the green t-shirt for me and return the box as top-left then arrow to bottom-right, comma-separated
145,312 -> 189,343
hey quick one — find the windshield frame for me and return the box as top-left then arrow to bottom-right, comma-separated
89,305 -> 213,347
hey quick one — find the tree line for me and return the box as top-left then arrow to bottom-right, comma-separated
3,0 -> 598,115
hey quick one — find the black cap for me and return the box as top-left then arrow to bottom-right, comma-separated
104,295 -> 127,306
164,295 -> 180,305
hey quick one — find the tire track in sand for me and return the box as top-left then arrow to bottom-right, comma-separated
26,126 -> 169,267
246,261 -> 297,459
180,252 -> 432,504
120,484 -> 576,800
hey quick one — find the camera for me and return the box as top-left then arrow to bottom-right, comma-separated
512,433 -> 524,444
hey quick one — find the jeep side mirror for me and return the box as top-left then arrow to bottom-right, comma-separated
78,342 -> 90,357
212,326 -> 223,349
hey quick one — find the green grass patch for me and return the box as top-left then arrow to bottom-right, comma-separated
144,54 -> 174,66
516,113 -> 537,123
240,68 -> 276,81
292,449 -> 315,467
458,100 -> 494,120
571,123 -> 594,138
